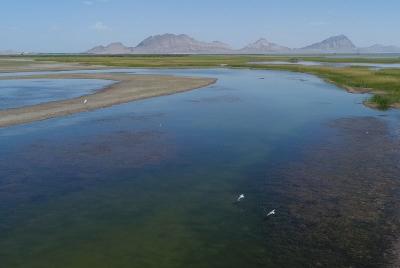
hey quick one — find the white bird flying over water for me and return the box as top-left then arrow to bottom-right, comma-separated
83,99 -> 88,104
237,194 -> 245,202
266,209 -> 276,217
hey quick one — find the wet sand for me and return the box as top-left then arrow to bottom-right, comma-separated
0,73 -> 216,127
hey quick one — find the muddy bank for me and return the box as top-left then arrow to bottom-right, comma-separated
0,73 -> 216,127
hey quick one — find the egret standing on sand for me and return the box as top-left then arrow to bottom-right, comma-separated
83,99 -> 88,104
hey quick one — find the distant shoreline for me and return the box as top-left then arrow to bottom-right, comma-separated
0,73 -> 216,128
2,54 -> 400,109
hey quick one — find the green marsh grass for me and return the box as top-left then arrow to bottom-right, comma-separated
28,55 -> 400,109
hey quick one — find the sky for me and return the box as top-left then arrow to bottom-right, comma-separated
1,0 -> 399,53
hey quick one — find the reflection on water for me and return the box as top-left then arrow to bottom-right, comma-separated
0,69 -> 399,267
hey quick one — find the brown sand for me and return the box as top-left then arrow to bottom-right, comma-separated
0,73 -> 216,127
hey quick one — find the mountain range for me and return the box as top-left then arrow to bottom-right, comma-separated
87,34 -> 233,54
85,33 -> 400,54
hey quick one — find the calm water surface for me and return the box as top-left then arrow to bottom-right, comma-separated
0,79 -> 114,109
0,69 -> 398,267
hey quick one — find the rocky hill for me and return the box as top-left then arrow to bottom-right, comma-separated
301,35 -> 356,52
133,34 -> 232,54
87,42 -> 132,54
240,38 -> 290,53
85,34 -> 400,54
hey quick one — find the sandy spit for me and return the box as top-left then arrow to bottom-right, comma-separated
0,73 -> 217,128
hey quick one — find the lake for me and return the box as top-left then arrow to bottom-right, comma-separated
0,68 -> 399,267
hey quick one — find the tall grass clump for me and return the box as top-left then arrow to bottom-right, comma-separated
370,95 -> 390,110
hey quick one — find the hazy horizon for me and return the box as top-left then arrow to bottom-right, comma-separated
1,0 -> 400,53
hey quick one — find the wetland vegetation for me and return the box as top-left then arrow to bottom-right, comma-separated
2,1 -> 400,267
21,54 -> 400,110
1,61 -> 400,267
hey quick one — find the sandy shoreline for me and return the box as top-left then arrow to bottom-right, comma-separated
0,73 -> 216,128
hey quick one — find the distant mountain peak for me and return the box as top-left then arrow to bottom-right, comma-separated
108,42 -> 125,46
134,33 -> 232,53
86,42 -> 131,54
359,43 -> 400,53
255,38 -> 271,43
240,38 -> 290,53
302,34 -> 356,51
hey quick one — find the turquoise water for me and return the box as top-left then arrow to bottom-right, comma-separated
0,69 -> 397,267
0,79 -> 114,109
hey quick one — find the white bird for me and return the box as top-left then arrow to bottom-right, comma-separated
266,209 -> 276,217
83,99 -> 88,104
237,194 -> 245,202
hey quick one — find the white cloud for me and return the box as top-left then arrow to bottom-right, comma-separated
91,21 -> 111,32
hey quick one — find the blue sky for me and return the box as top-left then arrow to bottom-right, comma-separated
1,0 -> 399,52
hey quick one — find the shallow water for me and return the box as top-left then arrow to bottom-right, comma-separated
0,68 -> 398,267
0,79 -> 114,109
